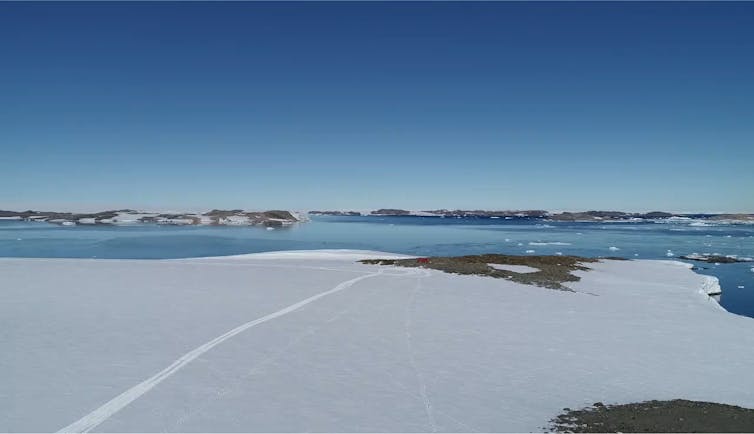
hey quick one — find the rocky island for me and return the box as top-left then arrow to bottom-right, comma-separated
0,209 -> 302,227
679,254 -> 754,264
312,209 -> 754,223
309,210 -> 363,216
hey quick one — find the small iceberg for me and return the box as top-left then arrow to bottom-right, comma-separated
608,246 -> 620,251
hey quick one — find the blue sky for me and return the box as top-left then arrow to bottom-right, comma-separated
1,2 -> 753,212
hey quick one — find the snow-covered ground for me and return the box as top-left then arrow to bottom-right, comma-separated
487,263 -> 540,273
2,250 -> 753,432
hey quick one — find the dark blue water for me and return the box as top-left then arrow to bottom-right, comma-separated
1,216 -> 753,317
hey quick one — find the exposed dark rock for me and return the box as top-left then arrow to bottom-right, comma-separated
423,209 -> 548,218
370,209 -> 411,215
309,210 -> 362,216
549,399 -> 754,433
262,210 -> 297,221
708,213 -> 754,221
643,211 -> 674,218
0,209 -> 298,226
680,255 -> 752,263
361,254 -> 604,290
203,209 -> 245,217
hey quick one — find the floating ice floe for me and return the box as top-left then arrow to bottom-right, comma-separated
555,252 -> 563,256
689,222 -> 715,227
609,246 -> 620,251
738,286 -> 745,289
666,250 -> 675,257
529,242 -> 571,246
525,249 -> 535,253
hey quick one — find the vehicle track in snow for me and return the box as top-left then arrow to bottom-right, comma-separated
405,268 -> 438,432
57,270 -> 386,433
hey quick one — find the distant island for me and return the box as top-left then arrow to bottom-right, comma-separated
5,208 -> 754,227
0,209 -> 302,227
309,209 -> 754,223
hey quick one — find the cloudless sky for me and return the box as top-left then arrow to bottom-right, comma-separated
1,2 -> 753,212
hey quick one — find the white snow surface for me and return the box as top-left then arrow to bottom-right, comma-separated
487,263 -> 540,273
2,250 -> 754,432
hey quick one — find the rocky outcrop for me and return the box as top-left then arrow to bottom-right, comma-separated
679,254 -> 753,264
370,209 -> 411,216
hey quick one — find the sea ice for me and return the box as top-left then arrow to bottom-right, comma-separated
0,251 -> 751,433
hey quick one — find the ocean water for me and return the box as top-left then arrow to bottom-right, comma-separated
1,216 -> 753,317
